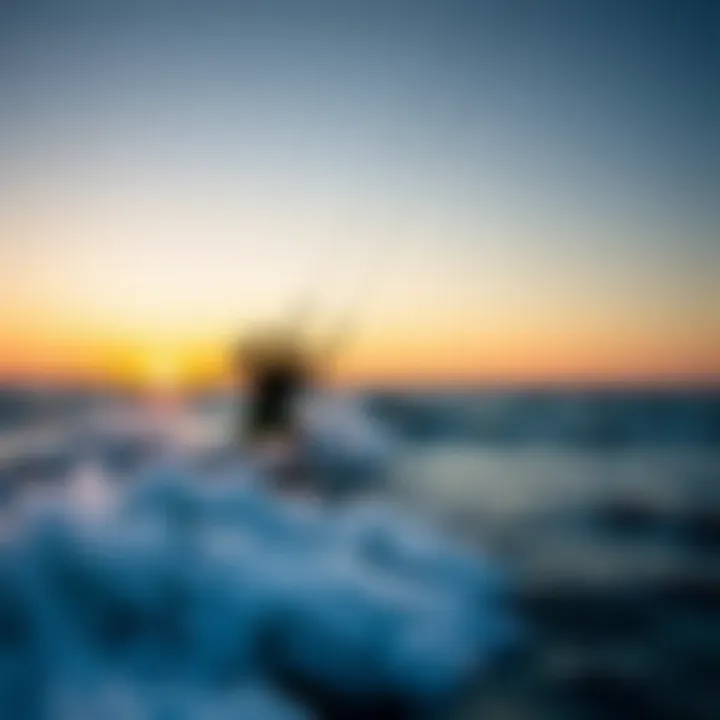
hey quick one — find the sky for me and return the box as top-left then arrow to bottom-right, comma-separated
0,0 -> 718,387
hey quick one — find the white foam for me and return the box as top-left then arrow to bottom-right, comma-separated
0,462 -> 515,718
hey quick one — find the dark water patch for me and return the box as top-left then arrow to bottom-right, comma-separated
519,583 -> 652,644
652,571 -> 720,614
592,495 -> 671,535
560,665 -> 683,720
679,507 -> 720,553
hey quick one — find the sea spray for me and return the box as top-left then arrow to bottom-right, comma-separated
0,462 -> 516,718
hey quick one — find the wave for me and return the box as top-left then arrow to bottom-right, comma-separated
0,454 -> 515,719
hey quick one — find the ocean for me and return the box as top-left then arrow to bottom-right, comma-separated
368,390 -> 720,719
0,388 -> 718,718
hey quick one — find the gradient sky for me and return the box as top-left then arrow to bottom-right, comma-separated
1,0 -> 718,386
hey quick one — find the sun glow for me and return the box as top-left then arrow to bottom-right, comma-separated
143,351 -> 183,392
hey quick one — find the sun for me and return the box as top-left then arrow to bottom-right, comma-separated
143,351 -> 183,392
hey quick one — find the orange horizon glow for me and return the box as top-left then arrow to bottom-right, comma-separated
1,324 -> 718,390
1,252 -> 717,390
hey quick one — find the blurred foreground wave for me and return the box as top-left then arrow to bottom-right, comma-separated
0,395 -> 515,720
0,386 -> 718,718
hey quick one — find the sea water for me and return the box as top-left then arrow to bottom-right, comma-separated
0,388 -> 718,718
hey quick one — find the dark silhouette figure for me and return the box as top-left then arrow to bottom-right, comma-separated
234,309 -> 352,441
233,313 -> 353,491
235,327 -> 309,444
